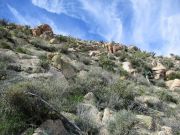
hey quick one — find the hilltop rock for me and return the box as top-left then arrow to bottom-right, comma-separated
32,24 -> 53,40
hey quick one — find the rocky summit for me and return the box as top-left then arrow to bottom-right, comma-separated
0,20 -> 180,135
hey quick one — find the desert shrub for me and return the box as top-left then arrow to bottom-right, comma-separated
31,38 -> 56,52
130,74 -> 150,86
0,82 -> 49,134
159,91 -> 178,104
129,56 -> 153,78
13,30 -> 27,39
108,110 -> 137,135
154,79 -> 166,87
15,47 -> 30,54
38,55 -> 49,71
95,80 -> 136,110
161,59 -> 174,69
0,41 -> 12,49
57,35 -> 68,42
79,56 -> 91,65
118,66 -> 129,77
167,72 -> 180,80
0,27 -> 10,39
0,78 -> 73,134
99,54 -> 116,72
59,44 -> 69,54
75,107 -> 99,135
114,48 -> 128,61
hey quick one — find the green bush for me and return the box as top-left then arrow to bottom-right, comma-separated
161,59 -> 174,69
95,80 -> 136,110
108,110 -> 137,135
0,78 -> 72,134
0,82 -> 49,134
0,27 -> 11,39
159,91 -> 178,104
99,54 -> 116,72
31,38 -> 56,52
15,47 -> 30,54
0,41 -> 12,49
57,35 -> 68,42
167,72 -> 180,80
38,55 -> 50,71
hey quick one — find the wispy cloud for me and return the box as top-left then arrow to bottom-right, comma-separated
7,0 -> 180,55
7,4 -> 29,25
31,0 -> 124,42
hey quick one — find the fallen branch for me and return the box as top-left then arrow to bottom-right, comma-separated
25,91 -> 83,135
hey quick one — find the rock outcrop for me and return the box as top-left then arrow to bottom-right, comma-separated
166,79 -> 180,90
104,43 -> 124,53
32,24 -> 53,40
152,63 -> 166,79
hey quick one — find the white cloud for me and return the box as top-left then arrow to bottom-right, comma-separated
31,0 -> 124,42
9,0 -> 180,55
130,0 -> 180,55
160,14 -> 180,55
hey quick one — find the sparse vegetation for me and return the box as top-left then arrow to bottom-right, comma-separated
108,110 -> 137,135
99,54 -> 116,72
0,22 -> 180,135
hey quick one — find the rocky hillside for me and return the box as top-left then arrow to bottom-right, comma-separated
0,19 -> 180,135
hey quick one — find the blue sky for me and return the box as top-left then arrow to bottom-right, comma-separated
0,0 -> 180,55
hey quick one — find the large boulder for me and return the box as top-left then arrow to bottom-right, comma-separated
32,24 -> 53,40
152,63 -> 166,80
122,62 -> 136,74
166,79 -> 180,91
51,54 -> 76,79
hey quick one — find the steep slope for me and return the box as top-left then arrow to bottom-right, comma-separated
0,20 -> 180,135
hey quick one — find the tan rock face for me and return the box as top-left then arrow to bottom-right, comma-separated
152,63 -> 166,79
32,24 -> 53,39
166,79 -> 180,90
104,43 -> 123,53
